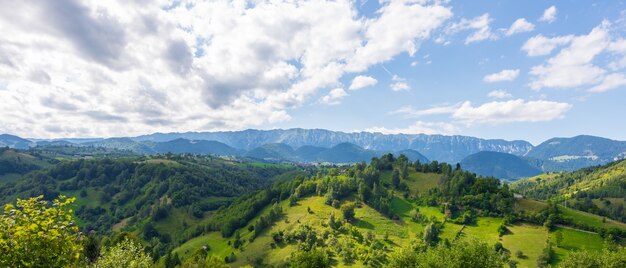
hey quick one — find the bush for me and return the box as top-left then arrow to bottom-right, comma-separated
0,195 -> 82,268
93,238 -> 152,268
290,249 -> 331,268
341,202 -> 356,222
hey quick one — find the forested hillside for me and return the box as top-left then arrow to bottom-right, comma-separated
0,147 -> 57,180
0,155 -> 306,257
1,152 -> 625,267
512,159 -> 626,223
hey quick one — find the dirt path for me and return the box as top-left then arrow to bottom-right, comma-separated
555,224 -> 597,234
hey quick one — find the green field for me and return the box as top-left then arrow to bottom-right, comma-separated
501,224 -> 548,268
173,193 -> 576,267
460,217 -> 503,242
550,227 -> 604,265
405,171 -> 441,194
514,198 -> 548,213
559,205 -> 626,231
174,194 -> 452,267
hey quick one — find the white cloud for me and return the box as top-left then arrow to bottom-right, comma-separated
589,73 -> 626,92
487,90 -> 513,99
522,34 -> 574,56
506,18 -> 535,36
483,69 -> 520,83
395,99 -> 572,124
540,6 -> 557,23
530,22 -> 610,90
346,0 -> 452,71
0,0 -> 453,137
391,104 -> 460,117
349,75 -> 377,90
365,121 -> 460,135
452,99 -> 572,124
447,13 -> 497,44
390,82 -> 410,91
320,88 -> 348,105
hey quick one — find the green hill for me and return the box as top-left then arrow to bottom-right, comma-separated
512,159 -> 626,222
2,152 -> 624,267
0,148 -> 56,181
0,155 -> 305,256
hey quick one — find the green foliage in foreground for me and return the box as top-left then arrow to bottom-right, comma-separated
0,195 -> 82,268
387,239 -> 507,268
93,238 -> 152,268
557,246 -> 626,268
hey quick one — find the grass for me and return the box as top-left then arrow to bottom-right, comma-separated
154,208 -> 202,236
459,217 -> 503,242
501,224 -> 548,268
559,205 -> 626,231
513,198 -> 548,213
550,227 -> 604,265
173,232 -> 234,260
173,193 -> 608,267
174,194 -> 449,267
140,159 -> 181,166
405,171 -> 441,194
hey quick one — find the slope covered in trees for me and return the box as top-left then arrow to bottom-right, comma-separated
1,152 -> 624,267
0,154 -> 306,257
512,159 -> 626,222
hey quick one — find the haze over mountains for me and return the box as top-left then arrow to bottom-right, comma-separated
2,129 -> 626,180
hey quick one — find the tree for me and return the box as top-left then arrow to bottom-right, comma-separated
388,239 -> 506,268
422,222 -> 439,245
392,169 -> 400,188
233,231 -> 242,249
164,252 -> 181,268
83,233 -> 102,264
410,208 -> 421,222
93,238 -> 152,268
557,246 -> 626,267
290,249 -> 331,268
328,212 -> 338,229
181,255 -> 230,268
341,202 -> 356,222
555,231 -> 563,247
0,195 -> 83,268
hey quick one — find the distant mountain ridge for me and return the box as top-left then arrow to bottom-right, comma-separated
2,130 -> 626,172
131,129 -> 532,163
526,135 -> 626,166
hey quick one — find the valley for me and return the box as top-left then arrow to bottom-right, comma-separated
1,144 -> 625,267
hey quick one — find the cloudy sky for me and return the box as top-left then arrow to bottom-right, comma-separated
1,0 -> 626,144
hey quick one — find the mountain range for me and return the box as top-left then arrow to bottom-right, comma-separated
2,129 -> 626,180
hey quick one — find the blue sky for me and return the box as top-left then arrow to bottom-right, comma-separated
0,0 -> 625,144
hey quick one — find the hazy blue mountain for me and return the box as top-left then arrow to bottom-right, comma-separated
395,149 -> 429,163
526,135 -> 626,169
35,140 -> 74,146
84,138 -> 157,154
132,128 -> 533,163
460,151 -> 543,181
0,134 -> 33,149
245,142 -> 430,164
294,145 -> 327,161
310,143 -> 378,163
5,132 -> 626,170
245,143 -> 296,160
152,139 -> 241,156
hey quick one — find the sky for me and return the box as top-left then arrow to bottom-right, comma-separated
1,0 -> 626,144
